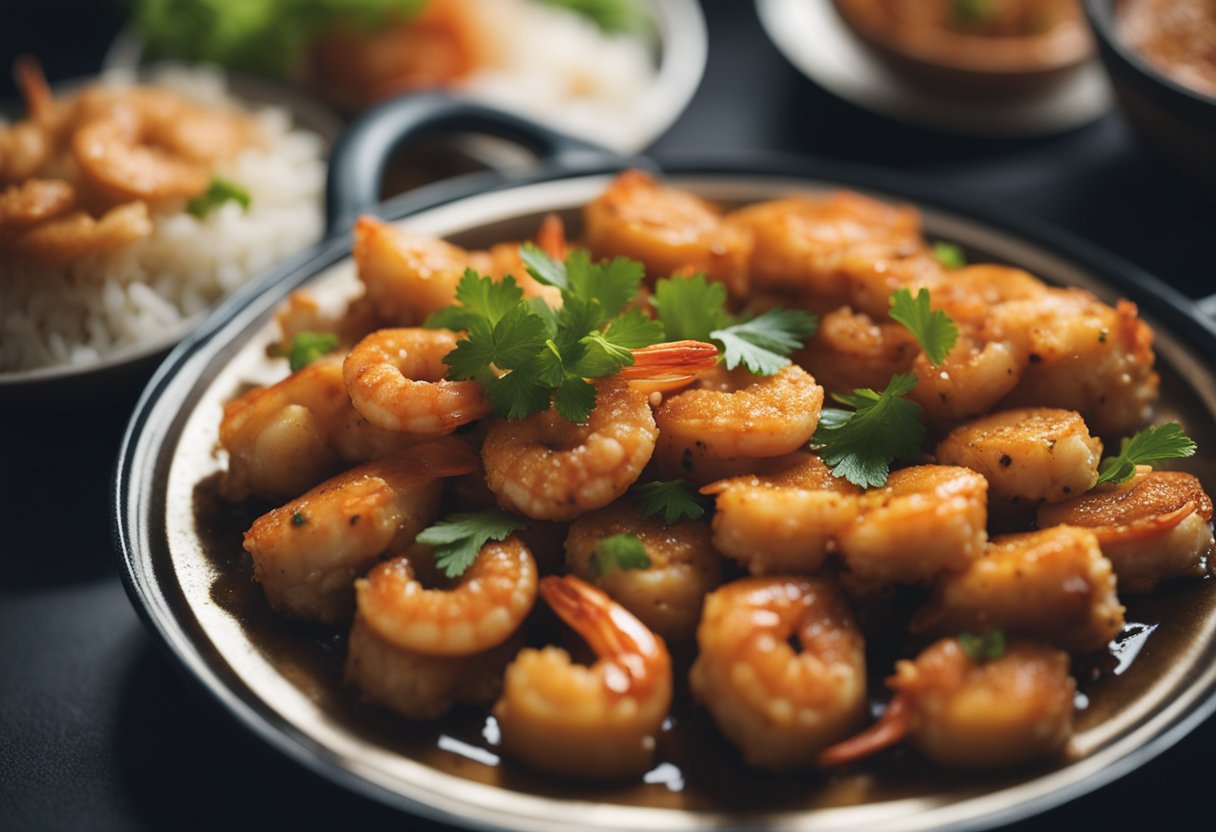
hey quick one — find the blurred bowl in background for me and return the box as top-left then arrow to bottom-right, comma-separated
1084,0 -> 1216,187
833,0 -> 1093,99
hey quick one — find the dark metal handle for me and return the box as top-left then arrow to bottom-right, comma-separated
324,93 -> 628,233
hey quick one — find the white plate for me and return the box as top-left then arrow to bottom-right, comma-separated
756,0 -> 1113,136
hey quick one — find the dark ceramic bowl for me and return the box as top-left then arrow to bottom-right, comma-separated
1084,0 -> 1216,185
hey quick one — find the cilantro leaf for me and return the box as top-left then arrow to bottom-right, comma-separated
553,376 -> 597,423
484,364 -> 555,420
186,176 -> 251,218
590,533 -> 651,577
416,509 -> 530,579
284,331 -> 338,372
629,480 -> 711,525
650,274 -> 728,341
567,252 -> 644,321
812,373 -> 925,488
520,243 -> 568,290
602,307 -> 666,350
932,242 -> 967,269
711,308 -> 819,376
443,303 -> 549,382
426,270 -> 524,332
959,629 -> 1005,663
1095,422 -> 1197,486
889,287 -> 959,366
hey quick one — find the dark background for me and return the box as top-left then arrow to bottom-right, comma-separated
2,1 -> 1215,829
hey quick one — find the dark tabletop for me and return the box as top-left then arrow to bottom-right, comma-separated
3,1 -> 1216,829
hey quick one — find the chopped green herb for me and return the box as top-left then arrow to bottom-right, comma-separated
536,0 -> 653,35
959,629 -> 1006,663
135,0 -> 426,78
651,274 -> 817,376
282,331 -> 339,372
629,479 -> 711,525
186,176 -> 251,218
426,247 -> 667,424
951,0 -> 995,25
416,509 -> 529,579
590,533 -> 650,577
889,287 -> 959,366
291,511 -> 306,526
1095,422 -> 1197,487
932,242 -> 967,270
811,373 -> 925,489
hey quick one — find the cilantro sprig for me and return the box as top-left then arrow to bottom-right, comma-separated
187,176 -> 251,218
271,331 -> 338,371
959,629 -> 1006,663
629,479 -> 711,525
889,288 -> 958,366
590,533 -> 651,577
812,373 -> 925,488
426,247 -> 666,423
1095,422 -> 1197,487
651,274 -> 818,375
932,242 -> 967,269
416,509 -> 530,579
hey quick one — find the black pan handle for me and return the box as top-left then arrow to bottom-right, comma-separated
324,93 -> 630,233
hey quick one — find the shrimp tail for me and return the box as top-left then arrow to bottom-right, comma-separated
539,575 -> 666,691
536,213 -> 568,261
14,56 -> 53,123
620,340 -> 719,393
818,696 -> 912,768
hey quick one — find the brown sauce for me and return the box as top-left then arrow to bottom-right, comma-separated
1119,0 -> 1216,98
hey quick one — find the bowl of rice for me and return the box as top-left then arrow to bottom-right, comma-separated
0,62 -> 335,398
109,0 -> 708,155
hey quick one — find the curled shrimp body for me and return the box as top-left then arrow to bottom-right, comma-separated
346,604 -> 522,720
725,192 -> 925,308
6,201 -> 153,264
73,107 -> 211,204
819,637 -> 1075,769
482,378 -> 659,521
343,327 -> 491,436
796,307 -> 919,396
220,357 -> 420,502
689,576 -> 867,771
564,499 -> 723,643
936,408 -> 1103,503
242,443 -> 476,624
1038,467 -> 1215,593
653,365 -> 824,483
355,535 -> 538,657
583,169 -> 752,297
994,290 -> 1158,438
0,178 -> 75,235
908,334 -> 1029,426
703,453 -> 863,575
493,575 -> 673,780
911,526 -> 1125,654
836,466 -> 989,587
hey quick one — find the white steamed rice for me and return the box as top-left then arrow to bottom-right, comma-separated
0,66 -> 325,375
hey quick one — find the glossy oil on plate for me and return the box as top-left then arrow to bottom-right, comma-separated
116,170 -> 1216,832
755,0 -> 1112,136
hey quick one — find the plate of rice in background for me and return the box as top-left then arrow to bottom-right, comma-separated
108,0 -> 708,154
0,60 -> 335,396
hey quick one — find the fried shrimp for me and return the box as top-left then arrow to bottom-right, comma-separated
689,576 -> 867,770
653,364 -> 824,483
354,215 -> 487,325
908,334 -> 1029,425
4,201 -> 153,263
343,327 -> 491,436
994,289 -> 1158,437
482,377 -> 659,521
0,178 -> 75,235
836,466 -> 989,587
911,526 -> 1125,654
355,534 -> 538,657
796,307 -> 919,395
583,169 -> 752,297
936,408 -> 1103,503
242,442 -> 477,624
703,453 -> 863,575
494,575 -> 673,780
1038,467 -> 1215,593
819,637 -> 1075,769
564,499 -> 722,643
73,107 -> 212,203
